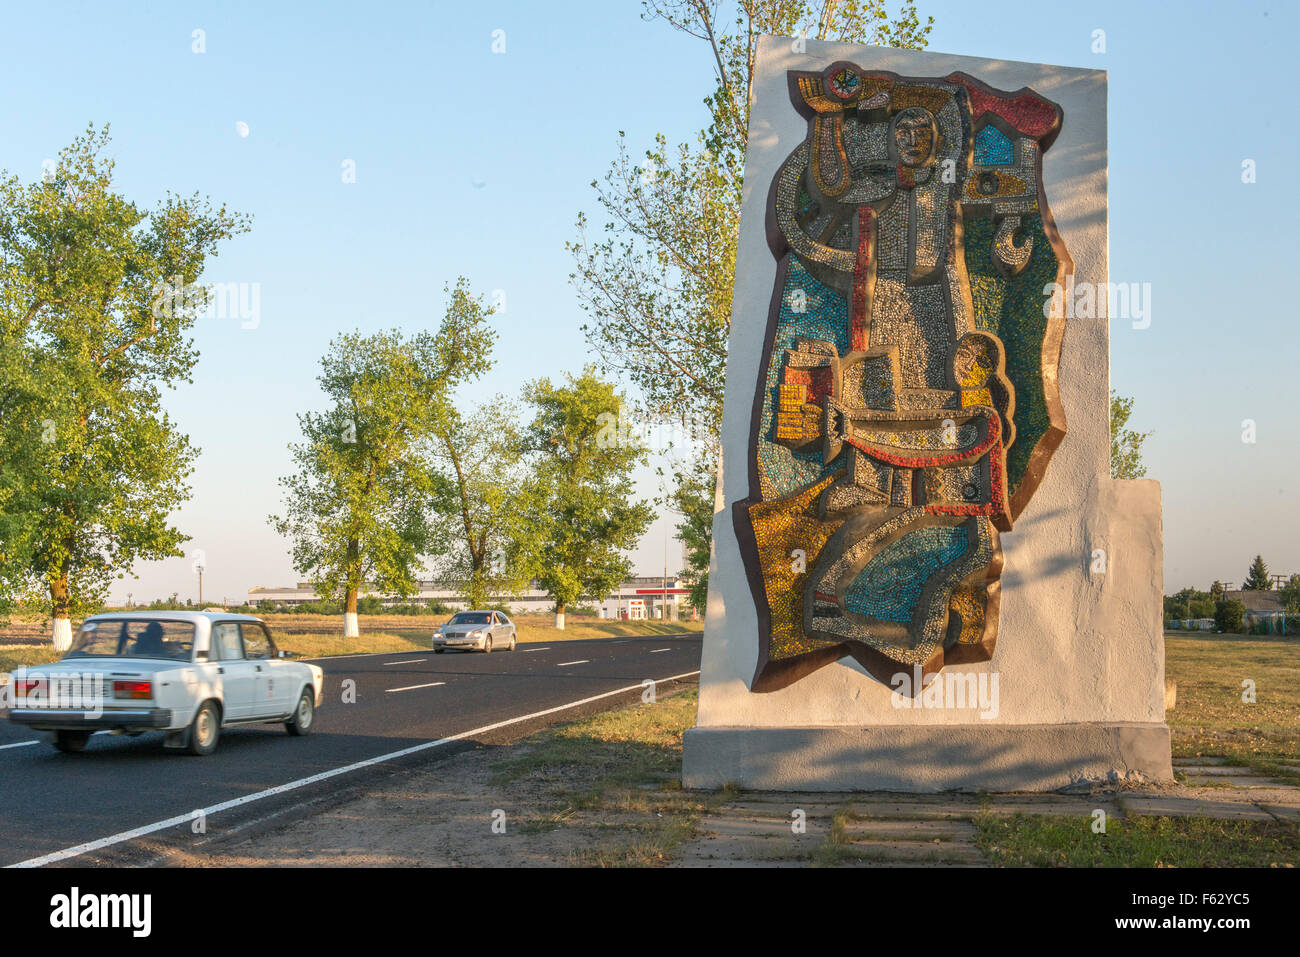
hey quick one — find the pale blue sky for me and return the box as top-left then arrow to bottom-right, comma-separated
1,0 -> 1294,603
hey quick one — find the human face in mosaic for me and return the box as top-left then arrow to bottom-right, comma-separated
893,108 -> 936,167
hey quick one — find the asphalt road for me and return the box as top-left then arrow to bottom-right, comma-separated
0,634 -> 701,867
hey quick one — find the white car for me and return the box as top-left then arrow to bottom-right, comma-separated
432,610 -> 516,653
6,611 -> 324,756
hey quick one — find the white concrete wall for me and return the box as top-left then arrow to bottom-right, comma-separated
695,38 -> 1165,729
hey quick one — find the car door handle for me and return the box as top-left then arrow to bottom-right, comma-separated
255,665 -> 263,672
217,667 -> 224,675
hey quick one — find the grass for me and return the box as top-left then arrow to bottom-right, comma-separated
489,686 -> 732,867
1165,633 -> 1300,783
0,644 -> 60,673
976,812 -> 1300,867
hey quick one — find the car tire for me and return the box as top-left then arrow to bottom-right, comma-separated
187,700 -> 221,756
53,730 -> 91,753
434,648 -> 445,654
483,635 -> 493,653
508,633 -> 516,651
285,689 -> 315,736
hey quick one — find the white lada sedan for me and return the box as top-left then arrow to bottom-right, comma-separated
6,611 -> 324,756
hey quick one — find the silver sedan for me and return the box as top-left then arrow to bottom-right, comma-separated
432,611 -> 517,653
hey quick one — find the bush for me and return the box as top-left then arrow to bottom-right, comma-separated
1214,599 -> 1246,634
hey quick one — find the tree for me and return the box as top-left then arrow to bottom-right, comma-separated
516,369 -> 654,629
1110,391 -> 1151,480
271,281 -> 494,637
427,398 -> 532,609
1279,575 -> 1300,616
0,125 -> 248,647
1214,598 -> 1245,634
663,445 -> 718,613
570,3 -> 933,613
1243,554 -> 1271,591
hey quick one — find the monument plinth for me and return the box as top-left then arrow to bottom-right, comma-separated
683,38 -> 1170,792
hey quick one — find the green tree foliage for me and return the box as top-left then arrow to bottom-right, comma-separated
1214,598 -> 1245,634
1279,575 -> 1300,615
664,450 -> 717,613
428,398 -> 532,609
0,125 -> 248,641
1242,554 -> 1271,591
515,369 -> 654,628
1163,587 -> 1215,622
571,4 -> 933,609
270,280 -> 494,636
1110,391 -> 1151,480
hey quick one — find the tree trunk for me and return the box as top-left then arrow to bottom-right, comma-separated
50,575 -> 73,652
344,584 -> 359,638
554,603 -> 566,630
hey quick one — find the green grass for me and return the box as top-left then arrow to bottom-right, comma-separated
976,812 -> 1300,867
1165,634 -> 1300,783
0,644 -> 60,673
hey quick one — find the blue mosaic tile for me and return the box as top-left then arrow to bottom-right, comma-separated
758,259 -> 847,497
843,525 -> 969,621
974,125 -> 1013,166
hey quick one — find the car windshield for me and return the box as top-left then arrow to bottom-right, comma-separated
448,613 -> 491,625
64,619 -> 196,662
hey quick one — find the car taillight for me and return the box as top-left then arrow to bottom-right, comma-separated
113,680 -> 152,700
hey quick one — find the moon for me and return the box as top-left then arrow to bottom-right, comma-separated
235,121 -> 250,138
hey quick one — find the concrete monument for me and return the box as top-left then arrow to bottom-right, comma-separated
683,38 -> 1169,792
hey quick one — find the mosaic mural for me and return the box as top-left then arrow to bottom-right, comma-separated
735,64 -> 1073,693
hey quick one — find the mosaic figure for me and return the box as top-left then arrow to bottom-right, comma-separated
736,64 -> 1073,692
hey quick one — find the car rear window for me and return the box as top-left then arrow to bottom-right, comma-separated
65,619 -> 196,661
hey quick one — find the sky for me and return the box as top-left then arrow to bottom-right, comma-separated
0,0 -> 1295,603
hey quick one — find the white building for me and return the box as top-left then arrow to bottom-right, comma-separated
246,577 -> 696,621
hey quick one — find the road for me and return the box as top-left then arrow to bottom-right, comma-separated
0,635 -> 701,867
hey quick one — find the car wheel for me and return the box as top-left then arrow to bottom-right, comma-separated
483,635 -> 493,653
434,648 -> 445,654
53,730 -> 91,753
187,700 -> 221,756
286,689 -> 315,736
508,633 -> 516,651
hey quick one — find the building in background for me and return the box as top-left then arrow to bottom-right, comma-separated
246,577 -> 695,621
1223,589 -> 1286,629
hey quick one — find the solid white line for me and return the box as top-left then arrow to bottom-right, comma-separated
519,647 -> 550,653
384,659 -> 427,665
385,681 -> 445,693
9,669 -> 700,868
557,660 -> 588,667
0,741 -> 38,751
650,648 -> 672,653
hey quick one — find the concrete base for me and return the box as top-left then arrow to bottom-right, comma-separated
683,723 -> 1173,793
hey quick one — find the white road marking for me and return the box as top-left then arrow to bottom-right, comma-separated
10,670 -> 701,868
650,648 -> 672,653
385,681 -> 445,693
384,659 -> 426,665
519,647 -> 550,653
557,660 -> 588,667
0,741 -> 38,752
